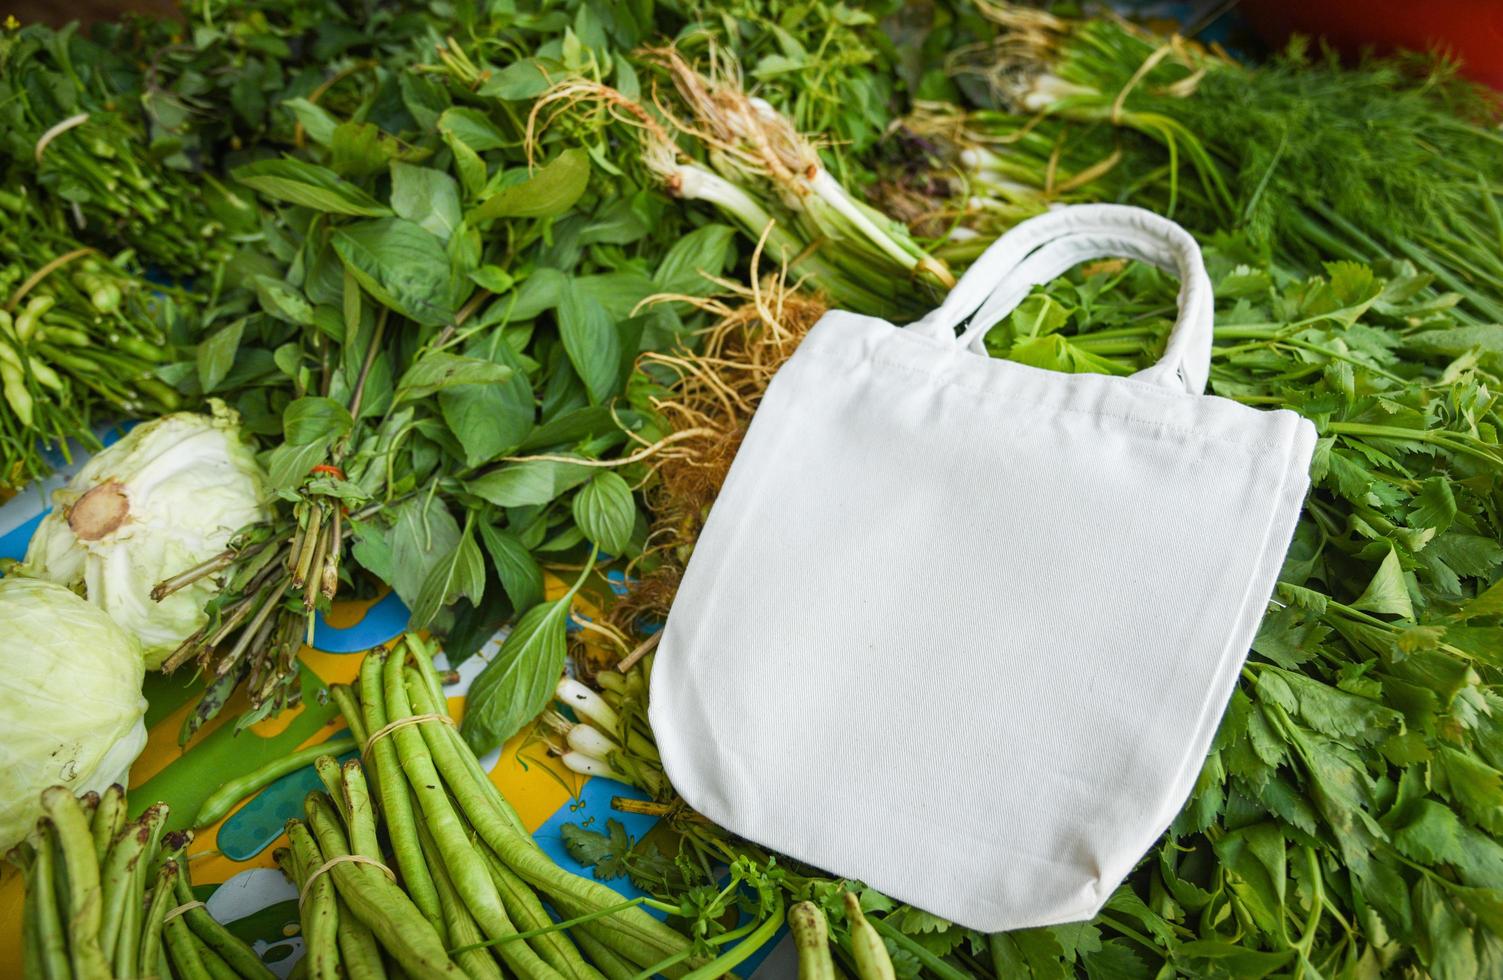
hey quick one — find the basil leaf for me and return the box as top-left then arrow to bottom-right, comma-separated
232,158 -> 391,216
572,471 -> 635,555
391,162 -> 463,241
509,268 -> 567,320
264,439 -> 334,492
283,396 -> 354,446
653,222 -> 737,296
281,97 -> 338,146
460,597 -> 570,754
437,107 -> 509,152
196,317 -> 245,394
470,149 -> 590,223
253,275 -> 314,326
388,494 -> 463,613
438,342 -> 533,466
332,218 -> 455,327
556,289 -> 622,403
395,352 -> 514,403
466,459 -> 594,508
348,518 -> 394,583
330,121 -> 396,178
409,526 -> 486,629
477,60 -> 553,100
477,522 -> 544,614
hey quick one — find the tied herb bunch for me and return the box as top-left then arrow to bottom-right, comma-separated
908,6 -> 1503,323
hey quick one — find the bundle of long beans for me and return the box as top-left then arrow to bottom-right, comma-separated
279,635 -> 698,979
0,24 -> 243,276
6,785 -> 271,980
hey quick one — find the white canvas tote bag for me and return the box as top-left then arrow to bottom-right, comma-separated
649,204 -> 1317,932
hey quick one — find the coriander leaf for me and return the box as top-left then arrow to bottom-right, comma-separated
232,157 -> 391,216
470,148 -> 590,223
561,819 -> 631,880
572,471 -> 635,555
1262,668 -> 1403,745
1251,605 -> 1328,668
556,290 -> 622,403
466,459 -> 594,508
1458,579 -> 1503,621
1436,747 -> 1503,834
333,218 -> 455,327
1081,940 -> 1152,980
1173,941 -> 1293,979
1352,547 -> 1416,619
1414,877 -> 1478,980
477,522 -> 544,614
1409,477 -> 1457,534
1388,798 -> 1466,865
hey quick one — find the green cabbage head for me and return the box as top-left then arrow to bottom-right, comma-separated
21,400 -> 270,668
0,576 -> 147,850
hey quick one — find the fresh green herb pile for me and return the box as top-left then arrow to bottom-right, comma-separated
920,9 -> 1503,320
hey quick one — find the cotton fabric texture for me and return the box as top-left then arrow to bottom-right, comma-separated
650,204 -> 1318,931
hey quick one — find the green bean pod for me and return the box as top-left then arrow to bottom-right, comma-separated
193,737 -> 359,829
172,857 -> 277,979
301,796 -> 463,980
90,786 -> 126,864
2,367 -> 34,426
314,755 -> 350,823
572,926 -> 638,980
41,787 -> 111,980
14,295 -> 55,343
420,824 -> 503,980
358,651 -> 446,939
163,914 -> 214,980
842,894 -> 895,980
340,761 -> 383,867
789,902 -> 835,980
139,861 -> 179,978
382,653 -> 560,980
334,892 -> 388,980
477,841 -> 602,980
287,819 -> 342,980
98,804 -> 165,959
399,700 -> 690,970
27,821 -> 71,980
329,685 -> 369,744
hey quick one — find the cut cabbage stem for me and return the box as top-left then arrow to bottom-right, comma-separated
68,480 -> 131,540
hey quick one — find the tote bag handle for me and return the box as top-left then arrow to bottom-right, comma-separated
906,205 -> 1214,394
